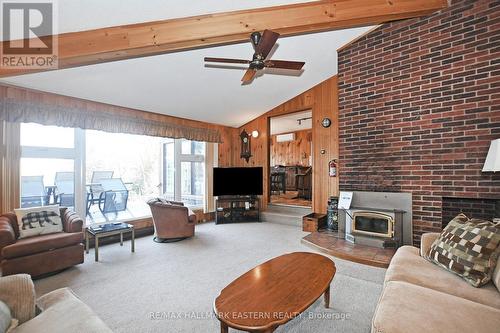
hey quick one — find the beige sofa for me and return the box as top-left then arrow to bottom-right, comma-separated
372,233 -> 500,333
0,274 -> 112,333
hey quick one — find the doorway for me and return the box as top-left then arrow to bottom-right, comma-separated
269,110 -> 312,207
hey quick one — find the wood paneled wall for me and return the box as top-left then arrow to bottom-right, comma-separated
270,129 -> 312,167
312,76 -> 339,214
220,76 -> 339,213
0,84 -> 237,163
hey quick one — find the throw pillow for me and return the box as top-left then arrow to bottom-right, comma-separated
426,214 -> 500,287
14,205 -> 63,239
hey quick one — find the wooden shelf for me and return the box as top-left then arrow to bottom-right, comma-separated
301,230 -> 396,268
216,196 -> 260,224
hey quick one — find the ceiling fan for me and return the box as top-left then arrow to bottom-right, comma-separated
204,30 -> 305,84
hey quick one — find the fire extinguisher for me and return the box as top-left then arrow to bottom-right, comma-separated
329,159 -> 337,177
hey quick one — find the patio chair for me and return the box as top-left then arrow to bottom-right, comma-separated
55,171 -> 75,207
87,171 -> 114,211
20,176 -> 49,208
98,178 -> 129,214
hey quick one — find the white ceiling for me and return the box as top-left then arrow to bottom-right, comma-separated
0,1 -> 375,128
270,110 -> 312,135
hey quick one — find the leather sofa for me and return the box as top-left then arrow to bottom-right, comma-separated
147,198 -> 196,242
372,232 -> 500,333
0,208 -> 84,277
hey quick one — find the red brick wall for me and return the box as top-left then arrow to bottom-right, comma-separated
338,0 -> 500,245
441,197 -> 499,228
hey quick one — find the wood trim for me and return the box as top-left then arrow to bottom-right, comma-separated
0,121 -> 20,213
204,143 -> 216,213
125,217 -> 153,230
336,25 -> 382,52
312,76 -> 338,214
0,0 -> 448,78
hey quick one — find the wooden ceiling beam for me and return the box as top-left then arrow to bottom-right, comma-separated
0,0 -> 448,78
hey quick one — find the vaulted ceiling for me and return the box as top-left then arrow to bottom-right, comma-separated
0,1 -> 375,127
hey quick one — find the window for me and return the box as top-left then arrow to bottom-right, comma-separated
20,123 -> 82,213
19,123 -> 208,224
20,158 -> 75,207
163,139 -> 205,207
21,123 -> 75,148
85,130 -> 163,223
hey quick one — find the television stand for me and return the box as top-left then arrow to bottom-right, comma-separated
215,196 -> 260,224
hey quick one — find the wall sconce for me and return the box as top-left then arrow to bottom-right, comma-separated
251,130 -> 259,138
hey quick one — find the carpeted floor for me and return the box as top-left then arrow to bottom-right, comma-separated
34,222 -> 386,333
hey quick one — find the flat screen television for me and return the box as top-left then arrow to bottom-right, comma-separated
213,167 -> 263,196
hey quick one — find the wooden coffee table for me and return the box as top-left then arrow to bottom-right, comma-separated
214,252 -> 336,333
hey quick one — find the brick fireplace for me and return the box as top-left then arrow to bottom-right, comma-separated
337,0 -> 500,246
442,197 -> 500,228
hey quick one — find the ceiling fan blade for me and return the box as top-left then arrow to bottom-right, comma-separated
255,30 -> 280,59
241,68 -> 257,84
265,60 -> 305,70
204,57 -> 251,64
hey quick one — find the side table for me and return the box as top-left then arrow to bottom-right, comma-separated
85,223 -> 135,262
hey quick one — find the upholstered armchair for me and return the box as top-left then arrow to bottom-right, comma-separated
0,208 -> 84,278
147,198 -> 196,242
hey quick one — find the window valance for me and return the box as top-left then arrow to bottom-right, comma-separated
0,98 -> 222,143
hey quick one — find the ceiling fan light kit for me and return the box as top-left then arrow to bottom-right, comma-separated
204,29 -> 305,84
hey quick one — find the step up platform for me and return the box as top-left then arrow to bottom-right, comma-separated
261,204 -> 312,227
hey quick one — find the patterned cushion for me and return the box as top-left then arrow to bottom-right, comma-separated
14,205 -> 63,239
425,214 -> 500,287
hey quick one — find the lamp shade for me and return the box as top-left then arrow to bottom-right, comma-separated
482,139 -> 500,172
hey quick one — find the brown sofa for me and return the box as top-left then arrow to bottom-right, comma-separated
372,232 -> 500,333
147,198 -> 196,242
0,208 -> 84,278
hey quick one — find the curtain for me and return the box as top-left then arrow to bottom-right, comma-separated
0,121 -> 20,213
0,99 -> 222,143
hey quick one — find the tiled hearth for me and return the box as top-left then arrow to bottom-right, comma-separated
301,231 -> 396,268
